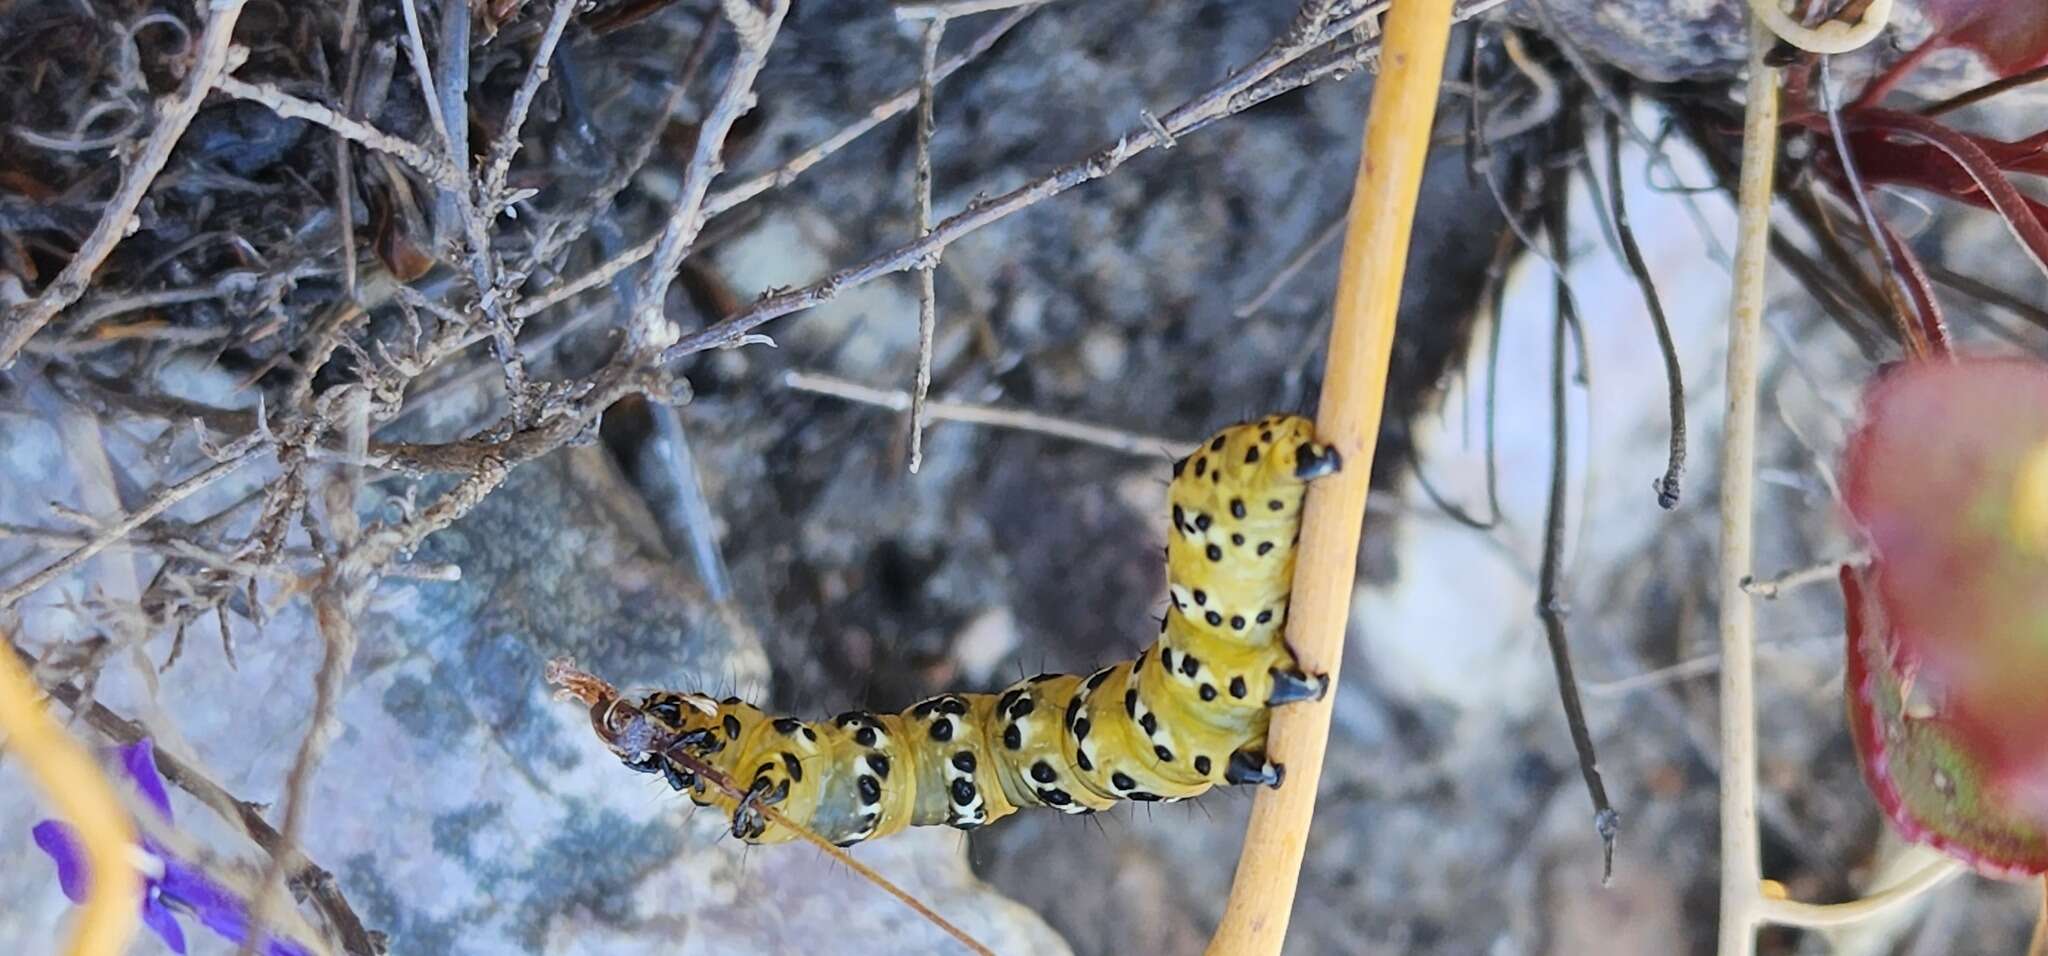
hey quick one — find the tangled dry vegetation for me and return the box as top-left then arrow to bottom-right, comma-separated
6,0 -> 2048,954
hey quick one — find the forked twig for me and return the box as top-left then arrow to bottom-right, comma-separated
659,0 -> 1511,364
1540,174 -> 1619,882
511,6 -> 1040,322
630,0 -> 791,353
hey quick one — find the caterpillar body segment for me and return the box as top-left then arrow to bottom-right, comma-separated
609,414 -> 1340,846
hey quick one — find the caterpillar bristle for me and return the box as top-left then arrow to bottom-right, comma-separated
554,414 -> 1337,848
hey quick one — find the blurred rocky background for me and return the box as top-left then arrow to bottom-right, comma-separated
2,0 -> 2045,954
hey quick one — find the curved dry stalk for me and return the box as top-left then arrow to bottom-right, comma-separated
1203,0 -> 1457,952
1756,857 -> 1965,928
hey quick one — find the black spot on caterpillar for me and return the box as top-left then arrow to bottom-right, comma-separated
571,414 -> 1339,846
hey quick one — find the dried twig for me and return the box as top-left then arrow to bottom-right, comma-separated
629,0 -> 792,353
1234,213 -> 1346,318
1603,112 -> 1687,508
1718,16 -> 1780,956
907,18 -> 946,473
241,581 -> 361,956
0,0 -> 252,367
895,0 -> 1055,18
661,0 -> 1509,363
480,0 -> 581,213
0,432 -> 272,610
1540,174 -> 1619,881
429,0 -> 473,252
511,6 -> 1038,321
1206,0 -> 1456,951
213,77 -> 459,188
1741,551 -> 1867,598
783,370 -> 1196,457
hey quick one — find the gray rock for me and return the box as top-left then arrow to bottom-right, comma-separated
0,405 -> 1068,954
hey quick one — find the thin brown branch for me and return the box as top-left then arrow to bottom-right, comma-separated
1235,213 -> 1346,318
348,370 -> 645,574
1603,112 -> 1687,508
242,580 -> 360,956
1920,62 -> 2048,118
1540,171 -> 1618,881
0,0 -> 252,368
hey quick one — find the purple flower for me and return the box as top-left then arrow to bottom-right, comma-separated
32,739 -> 312,956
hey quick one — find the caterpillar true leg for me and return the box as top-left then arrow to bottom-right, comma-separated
562,414 -> 1341,846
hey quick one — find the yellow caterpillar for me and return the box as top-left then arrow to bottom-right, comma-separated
563,414 -> 1339,846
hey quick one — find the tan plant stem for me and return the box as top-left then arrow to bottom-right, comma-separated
1203,0 -> 1456,951
1718,15 -> 1780,956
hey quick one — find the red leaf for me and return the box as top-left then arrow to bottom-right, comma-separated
1920,0 -> 2048,76
1844,564 -> 2048,876
1841,358 -> 2048,874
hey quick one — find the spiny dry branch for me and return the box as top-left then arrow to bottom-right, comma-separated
657,0 -> 1515,363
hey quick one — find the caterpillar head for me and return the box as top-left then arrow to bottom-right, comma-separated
629,690 -> 724,755
1260,414 -> 1341,482
608,691 -> 726,792
1175,414 -> 1341,492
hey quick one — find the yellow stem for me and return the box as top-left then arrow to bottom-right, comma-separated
0,646 -> 139,956
1203,1 -> 1456,952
